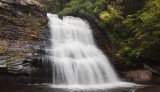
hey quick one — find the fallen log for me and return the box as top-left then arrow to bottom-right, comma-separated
143,63 -> 160,75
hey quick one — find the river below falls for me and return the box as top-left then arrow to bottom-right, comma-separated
1,82 -> 160,92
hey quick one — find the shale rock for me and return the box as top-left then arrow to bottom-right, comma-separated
0,0 -> 47,75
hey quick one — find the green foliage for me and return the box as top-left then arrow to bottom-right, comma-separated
117,0 -> 160,62
60,0 -> 108,29
100,11 -> 112,22
43,0 -> 160,63
100,5 -> 122,23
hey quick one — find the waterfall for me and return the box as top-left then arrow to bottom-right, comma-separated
46,13 -> 119,85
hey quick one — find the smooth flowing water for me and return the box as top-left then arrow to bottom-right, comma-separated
47,13 -> 119,85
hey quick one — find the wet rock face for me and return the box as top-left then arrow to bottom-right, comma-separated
88,20 -> 119,62
0,0 -> 47,75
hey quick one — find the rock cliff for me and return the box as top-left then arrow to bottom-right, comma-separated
0,0 -> 47,74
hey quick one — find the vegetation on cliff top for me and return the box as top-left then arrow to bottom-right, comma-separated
40,0 -> 160,64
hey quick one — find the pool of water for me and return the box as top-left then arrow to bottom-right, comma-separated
1,82 -> 160,92
0,73 -> 160,92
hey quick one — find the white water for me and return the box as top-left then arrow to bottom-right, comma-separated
47,13 -> 119,85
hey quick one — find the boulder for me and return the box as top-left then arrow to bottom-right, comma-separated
123,70 -> 152,82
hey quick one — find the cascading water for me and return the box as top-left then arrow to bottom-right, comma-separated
47,13 -> 119,85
